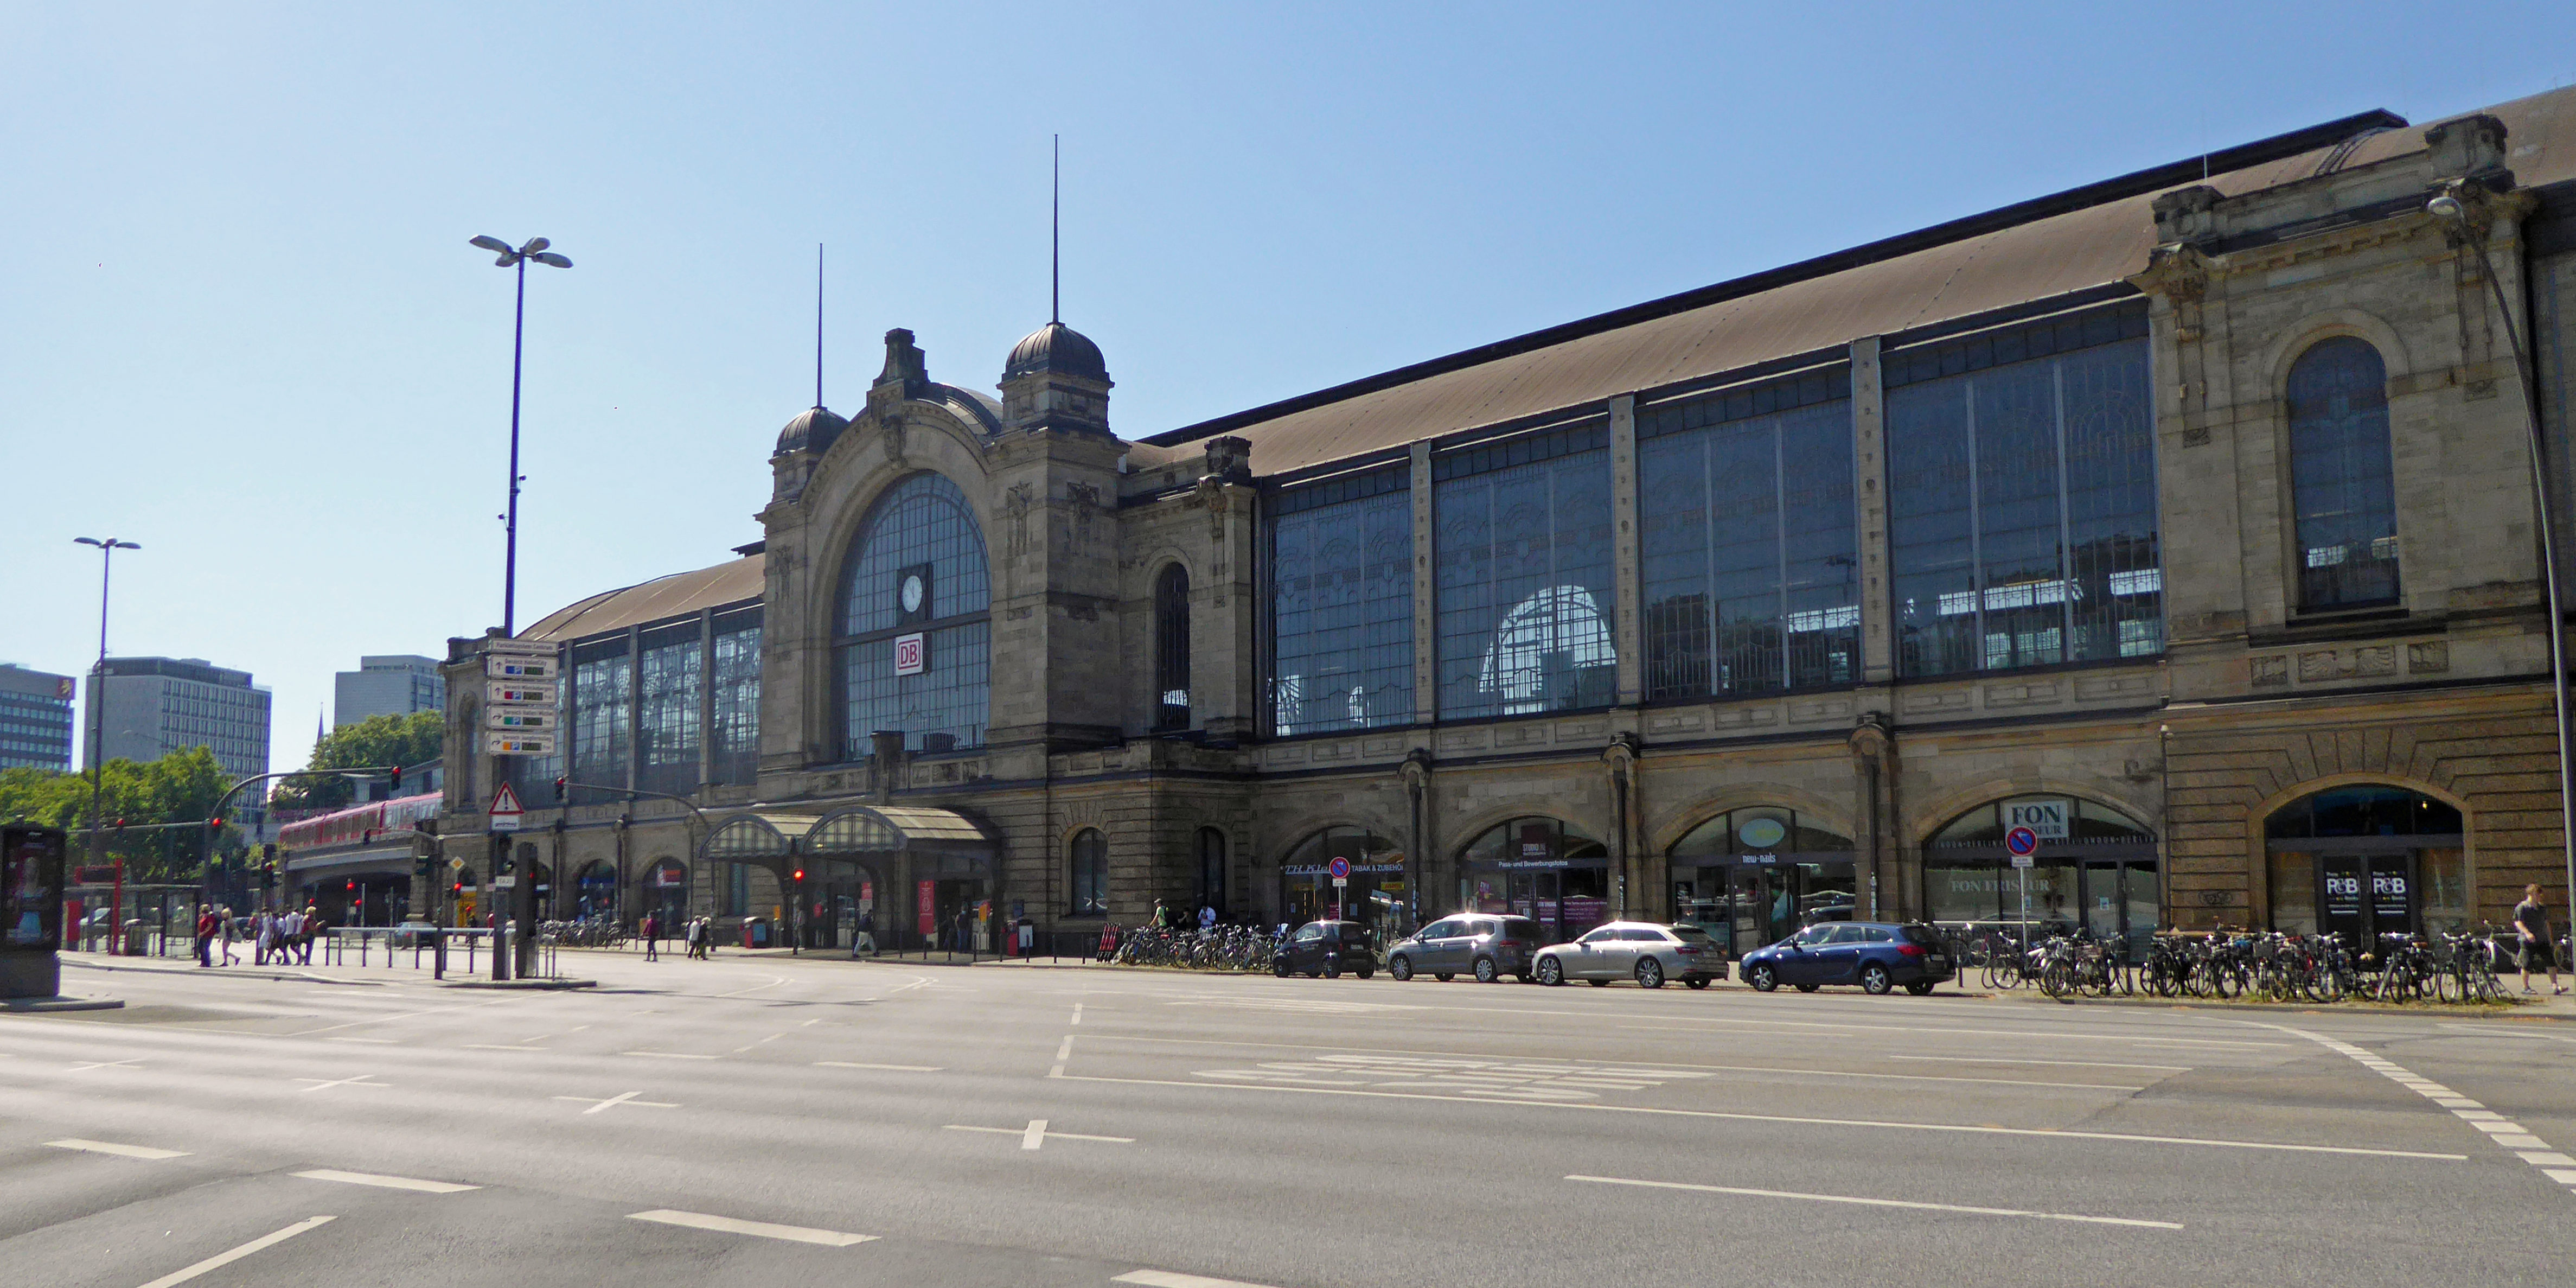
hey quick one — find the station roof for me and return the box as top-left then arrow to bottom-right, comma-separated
519,555 -> 765,644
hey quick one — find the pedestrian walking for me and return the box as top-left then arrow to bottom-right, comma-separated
194,904 -> 216,967
642,911 -> 660,961
217,907 -> 238,965
302,907 -> 325,965
283,906 -> 306,965
2515,884 -> 2565,994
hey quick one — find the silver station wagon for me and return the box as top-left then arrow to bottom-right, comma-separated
1532,921 -> 1728,989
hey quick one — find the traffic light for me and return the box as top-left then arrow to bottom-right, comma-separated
261,863 -> 276,890
793,868 -> 806,883
388,764 -> 403,791
207,815 -> 222,832
264,843 -> 277,861
553,775 -> 566,804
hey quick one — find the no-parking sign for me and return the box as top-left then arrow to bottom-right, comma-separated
2005,826 -> 2039,868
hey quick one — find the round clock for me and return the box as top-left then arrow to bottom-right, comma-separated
899,573 -> 925,615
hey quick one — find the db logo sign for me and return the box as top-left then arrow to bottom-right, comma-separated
893,632 -> 926,677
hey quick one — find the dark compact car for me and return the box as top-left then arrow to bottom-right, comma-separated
1738,921 -> 1954,996
1385,914 -> 1547,983
1271,920 -> 1377,979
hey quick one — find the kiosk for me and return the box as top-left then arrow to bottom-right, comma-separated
2,824 -> 68,999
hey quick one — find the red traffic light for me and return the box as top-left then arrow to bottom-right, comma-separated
793,869 -> 806,883
112,818 -> 126,830
553,775 -> 567,803
207,816 -> 223,830
388,765 -> 404,790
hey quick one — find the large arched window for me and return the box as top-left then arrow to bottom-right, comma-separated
1456,816 -> 1611,941
1925,795 -> 2157,942
836,473 -> 992,757
1068,829 -> 1108,917
1155,563 -> 1191,730
2265,786 -> 2464,939
2288,337 -> 2399,610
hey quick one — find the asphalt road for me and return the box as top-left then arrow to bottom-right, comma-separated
4,948 -> 2572,1287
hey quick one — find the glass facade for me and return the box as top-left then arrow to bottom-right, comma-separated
1639,374 -> 1857,700
1888,311 -> 2159,678
709,608 -> 762,786
1434,424 -> 1616,718
1155,563 -> 1191,730
1269,467 -> 1412,736
2287,337 -> 2400,610
569,640 -> 630,806
636,623 -> 704,798
838,472 -> 992,756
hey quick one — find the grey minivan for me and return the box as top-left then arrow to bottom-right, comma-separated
1386,915 -> 1546,983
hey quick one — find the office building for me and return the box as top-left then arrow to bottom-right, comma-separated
0,665 -> 76,772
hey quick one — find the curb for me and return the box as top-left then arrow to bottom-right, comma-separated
1985,989 -> 2565,1019
1,996 -> 125,1013
434,978 -> 598,991
61,959 -> 389,987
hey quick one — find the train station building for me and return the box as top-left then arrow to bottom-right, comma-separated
433,85 -> 2576,956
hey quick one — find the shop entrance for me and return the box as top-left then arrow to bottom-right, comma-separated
2265,787 -> 2466,940
1459,817 -> 1611,946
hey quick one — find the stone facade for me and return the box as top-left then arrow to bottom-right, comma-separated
427,90 -> 2576,954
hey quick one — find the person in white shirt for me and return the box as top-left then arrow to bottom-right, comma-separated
1198,904 -> 1217,931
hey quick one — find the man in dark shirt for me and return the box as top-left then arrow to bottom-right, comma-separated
2514,884 -> 2564,995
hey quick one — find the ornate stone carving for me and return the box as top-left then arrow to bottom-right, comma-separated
2353,645 -> 2396,678
2251,655 -> 2290,688
2407,640 -> 2450,674
1005,482 -> 1034,556
883,415 -> 907,465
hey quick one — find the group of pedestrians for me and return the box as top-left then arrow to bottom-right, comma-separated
638,911 -> 717,961
189,903 -> 323,968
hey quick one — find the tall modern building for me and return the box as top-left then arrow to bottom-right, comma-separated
334,655 -> 446,728
0,665 -> 76,772
93,657 -> 272,779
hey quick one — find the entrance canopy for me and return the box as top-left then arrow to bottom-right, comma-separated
699,805 -> 1000,862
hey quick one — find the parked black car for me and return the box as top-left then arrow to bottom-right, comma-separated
1385,914 -> 1546,983
1272,920 -> 1377,979
1738,921 -> 1955,996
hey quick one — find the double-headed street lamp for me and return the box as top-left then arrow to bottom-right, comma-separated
72,538 -> 139,864
2427,186 -> 2576,949
467,235 -> 572,636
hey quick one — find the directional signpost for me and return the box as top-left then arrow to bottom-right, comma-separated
2005,826 -> 2039,940
484,641 -> 560,756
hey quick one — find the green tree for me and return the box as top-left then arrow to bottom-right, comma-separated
0,745 -> 244,883
268,711 -> 444,812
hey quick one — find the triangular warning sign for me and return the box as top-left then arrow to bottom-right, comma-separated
490,782 -> 524,816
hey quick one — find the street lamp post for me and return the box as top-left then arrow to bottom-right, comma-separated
466,235 -> 572,637
2427,186 -> 2576,954
73,537 -> 139,952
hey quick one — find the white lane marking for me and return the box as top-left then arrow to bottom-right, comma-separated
626,1209 -> 874,1247
1056,1036 -> 1075,1062
286,994 -> 513,1037
136,1215 -> 336,1288
325,1038 -> 398,1045
2256,1023 -> 2576,1196
1071,1003 -> 1083,1025
622,1051 -> 717,1060
1630,1015 -> 2286,1048
1114,1271 -> 1289,1288
814,1061 -> 943,1072
293,1073 -> 388,1093
714,975 -> 789,998
1888,1055 -> 2191,1072
945,1124 -> 1135,1145
1566,1175 -> 2183,1230
1597,1054 -> 2144,1092
557,1091 -> 679,1115
293,1169 -> 477,1194
48,1139 -> 187,1160
728,1034 -> 785,1053
1050,1071 -> 2463,1159
1021,1118 -> 1048,1150
69,1059 -> 144,1072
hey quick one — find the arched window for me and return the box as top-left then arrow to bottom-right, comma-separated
1069,829 -> 1108,917
1925,796 -> 2157,942
836,473 -> 992,757
1666,807 -> 1856,953
642,859 -> 688,926
2265,786 -> 2465,938
573,860 -> 619,920
2287,337 -> 2398,610
1455,816 -> 1611,941
1196,826 -> 1226,912
1155,564 -> 1191,730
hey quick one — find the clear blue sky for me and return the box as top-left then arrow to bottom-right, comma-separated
4,2 -> 2570,775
